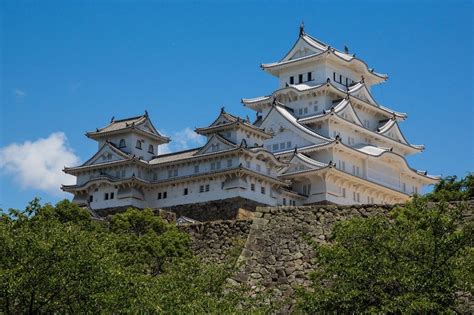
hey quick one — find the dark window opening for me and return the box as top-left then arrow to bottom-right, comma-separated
333,72 -> 336,81
307,72 -> 312,81
184,188 -> 188,195
289,76 -> 294,84
148,144 -> 154,154
104,193 -> 109,200
158,192 -> 162,199
110,192 -> 114,199
163,191 -> 167,199
119,139 -> 126,148
298,74 -> 303,83
89,195 -> 93,202
136,140 -> 142,149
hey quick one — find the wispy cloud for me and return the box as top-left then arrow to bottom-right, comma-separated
159,127 -> 205,154
0,132 -> 80,196
14,88 -> 26,98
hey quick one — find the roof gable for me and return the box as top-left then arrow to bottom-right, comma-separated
282,36 -> 324,62
84,142 -> 130,166
281,152 -> 327,175
378,120 -> 409,144
195,134 -> 237,156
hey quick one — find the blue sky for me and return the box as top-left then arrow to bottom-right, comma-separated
1,0 -> 473,210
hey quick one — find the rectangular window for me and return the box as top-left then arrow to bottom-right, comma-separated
163,191 -> 167,199
199,185 -> 204,193
314,105 -> 318,112
246,161 -> 251,168
153,173 -> 157,181
266,145 -> 271,151
283,198 -> 286,205
205,184 -> 210,192
89,195 -> 93,202
261,186 -> 266,194
194,165 -> 199,173
168,170 -> 173,178
339,74 -> 342,83
158,192 -> 162,199
173,169 -> 178,177
121,170 -> 125,177
303,107 -> 308,114
227,159 -> 232,167
104,193 -> 109,200
210,162 -> 215,170
280,142 -> 285,150
251,183 -> 255,191
298,74 -> 303,83
289,76 -> 294,84
110,192 -> 114,199
272,144 -> 278,151
307,72 -> 312,81
345,77 -> 348,86
216,161 -> 221,169
333,72 -> 336,81
353,191 -> 356,201
256,164 -> 261,172
184,188 -> 188,195
298,108 -> 303,115
286,141 -> 292,148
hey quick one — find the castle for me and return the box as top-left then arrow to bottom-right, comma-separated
62,26 -> 438,212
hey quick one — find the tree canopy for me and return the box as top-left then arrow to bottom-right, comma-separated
297,198 -> 473,313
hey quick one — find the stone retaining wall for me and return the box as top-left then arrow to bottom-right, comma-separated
178,219 -> 252,263
166,197 -> 265,221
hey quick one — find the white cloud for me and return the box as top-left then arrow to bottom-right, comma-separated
159,127 -> 205,154
0,132 -> 80,196
14,88 -> 26,98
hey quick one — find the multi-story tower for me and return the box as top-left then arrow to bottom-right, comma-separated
243,25 -> 438,205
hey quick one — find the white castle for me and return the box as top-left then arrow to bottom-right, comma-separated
63,26 -> 438,212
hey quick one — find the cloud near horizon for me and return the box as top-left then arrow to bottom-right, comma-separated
0,132 -> 80,196
159,127 -> 205,154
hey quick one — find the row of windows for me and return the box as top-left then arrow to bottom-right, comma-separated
118,139 -> 155,154
289,72 -> 313,85
250,183 -> 266,194
282,198 -> 296,206
333,72 -> 355,87
267,141 -> 292,152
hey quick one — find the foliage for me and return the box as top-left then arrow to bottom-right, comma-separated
425,173 -> 474,202
0,199 -> 273,313
297,198 -> 474,313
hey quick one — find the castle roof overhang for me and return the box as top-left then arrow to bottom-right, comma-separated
86,112 -> 170,143
259,102 -> 332,144
195,121 -> 272,139
242,81 -> 407,120
292,101 -> 423,154
279,163 -> 411,200
62,165 -> 288,193
276,140 -> 439,184
260,33 -> 387,86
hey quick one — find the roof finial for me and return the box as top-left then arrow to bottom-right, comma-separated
344,45 -> 349,54
110,116 -> 115,123
144,110 -> 149,117
294,147 -> 298,154
220,106 -> 225,113
272,97 -> 277,106
299,21 -> 305,36
360,76 -> 365,83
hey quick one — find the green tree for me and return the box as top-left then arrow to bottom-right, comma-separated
425,173 -> 474,202
297,199 -> 474,313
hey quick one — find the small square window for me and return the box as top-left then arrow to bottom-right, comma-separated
104,193 -> 109,200
89,195 -> 93,202
261,187 -> 266,194
251,183 -> 255,191
289,76 -> 294,84
280,143 -> 285,150
158,192 -> 162,199
283,198 -> 286,205
286,141 -> 292,148
110,192 -> 114,199
163,191 -> 167,199
184,188 -> 188,195
298,74 -> 303,83
205,184 -> 210,192
303,107 -> 308,114
199,185 -> 204,193
307,72 -> 312,81
272,144 -> 278,151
